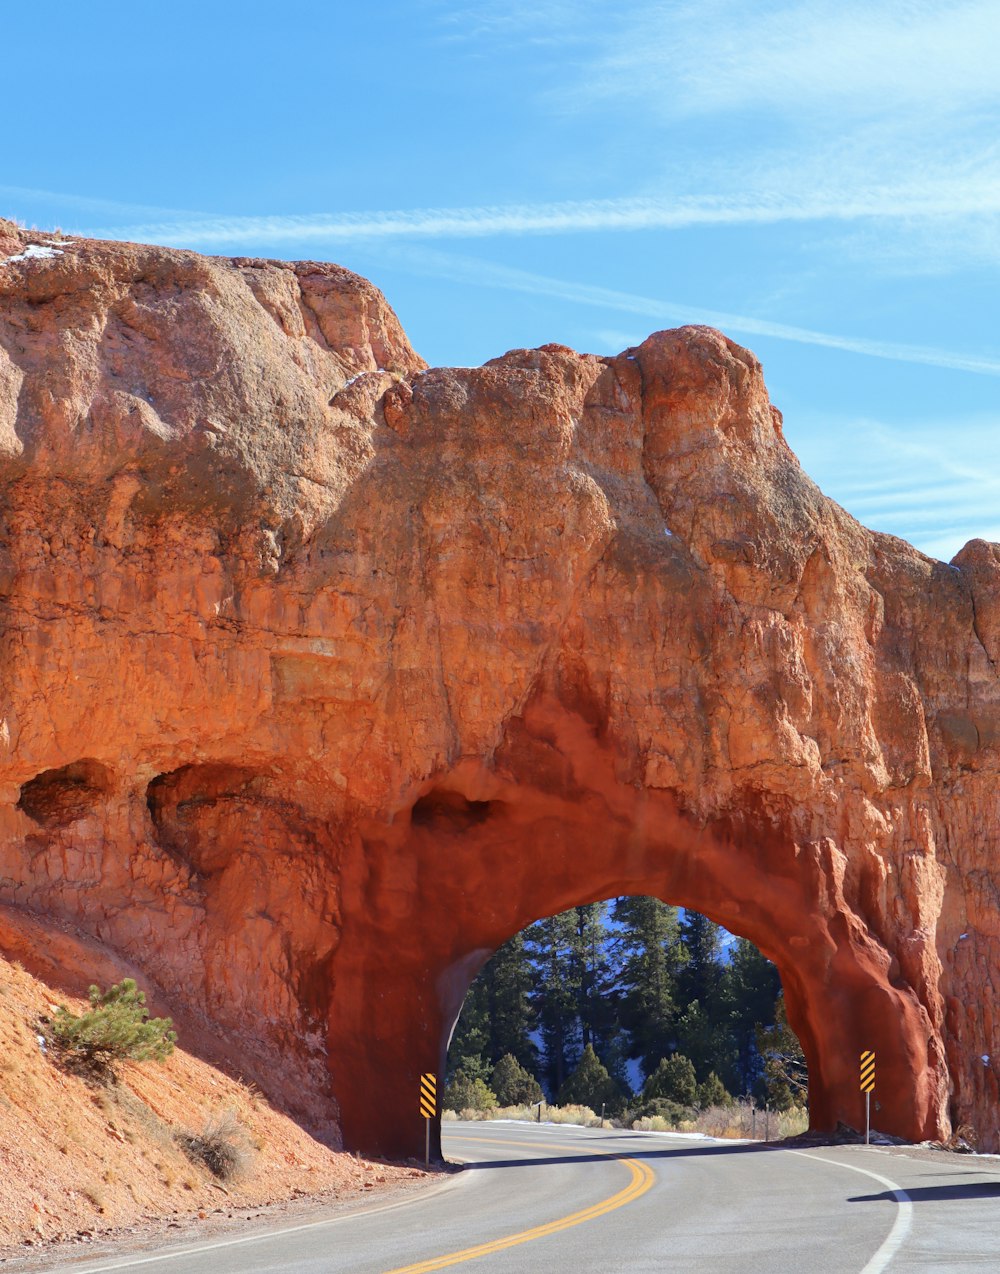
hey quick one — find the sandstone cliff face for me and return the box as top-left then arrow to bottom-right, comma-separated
1,218 -> 998,1156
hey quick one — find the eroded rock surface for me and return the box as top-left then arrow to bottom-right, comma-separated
1,217 -> 998,1156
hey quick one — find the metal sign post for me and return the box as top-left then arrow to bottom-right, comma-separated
860,1050 -> 876,1144
420,1072 -> 437,1165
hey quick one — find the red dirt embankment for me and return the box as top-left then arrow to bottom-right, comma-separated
0,944 -> 427,1255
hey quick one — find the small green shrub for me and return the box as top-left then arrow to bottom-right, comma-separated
48,978 -> 176,1079
490,1054 -> 543,1107
443,1069 -> 497,1113
557,1044 -> 624,1115
695,1071 -> 734,1110
642,1054 -> 697,1106
625,1096 -> 693,1125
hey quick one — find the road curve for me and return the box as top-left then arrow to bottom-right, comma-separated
35,1123 -> 1000,1273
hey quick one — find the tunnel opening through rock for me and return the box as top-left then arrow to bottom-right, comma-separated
17,759 -> 113,828
443,896 -> 807,1131
330,758 -> 946,1162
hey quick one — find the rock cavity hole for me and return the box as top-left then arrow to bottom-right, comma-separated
17,759 -> 113,828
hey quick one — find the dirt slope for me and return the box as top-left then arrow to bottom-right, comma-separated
0,953 -> 426,1254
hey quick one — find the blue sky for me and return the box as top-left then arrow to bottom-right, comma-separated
4,0 -> 998,561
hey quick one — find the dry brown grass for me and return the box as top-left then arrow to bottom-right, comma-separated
177,1108 -> 255,1182
444,1102 -> 604,1127
444,1099 -> 809,1140
80,1186 -> 107,1213
630,1101 -> 808,1139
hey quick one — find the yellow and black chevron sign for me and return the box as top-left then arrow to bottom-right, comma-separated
420,1072 -> 437,1118
860,1050 -> 876,1093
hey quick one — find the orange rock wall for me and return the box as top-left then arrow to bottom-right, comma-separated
1,222 -> 998,1156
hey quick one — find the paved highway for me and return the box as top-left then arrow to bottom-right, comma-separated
43,1122 -> 1000,1273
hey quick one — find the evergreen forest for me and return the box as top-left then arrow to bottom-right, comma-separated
446,898 -> 806,1120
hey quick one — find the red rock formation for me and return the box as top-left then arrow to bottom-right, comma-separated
1,218 -> 998,1158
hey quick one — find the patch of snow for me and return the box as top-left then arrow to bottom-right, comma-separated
959,933 -> 969,940
35,1034 -> 46,1053
913,1139 -> 1000,1160
42,238 -> 74,246
340,368 -> 390,391
480,1118 -> 546,1126
4,243 -> 64,264
664,527 -> 673,538
982,1054 -> 991,1065
631,1128 -> 749,1143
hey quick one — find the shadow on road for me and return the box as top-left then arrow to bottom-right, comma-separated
849,1183 -> 1000,1204
453,1140 -> 781,1171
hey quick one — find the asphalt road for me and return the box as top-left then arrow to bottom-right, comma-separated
37,1122 -> 1000,1273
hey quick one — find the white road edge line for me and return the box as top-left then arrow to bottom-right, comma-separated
788,1149 -> 913,1274
62,1172 -> 468,1274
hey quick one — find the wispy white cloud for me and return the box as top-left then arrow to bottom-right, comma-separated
787,411 -> 1000,558
591,329 -> 646,353
77,199 -> 998,373
0,184 -> 196,221
89,175 -> 1000,250
817,214 -> 1000,277
378,246 -> 1000,377
580,0 -> 1000,121
430,0 -> 598,46
533,0 -> 1000,277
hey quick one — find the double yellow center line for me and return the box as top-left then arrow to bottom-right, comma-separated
385,1136 -> 656,1273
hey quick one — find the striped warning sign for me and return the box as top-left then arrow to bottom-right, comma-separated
860,1050 -> 876,1093
420,1072 -> 437,1118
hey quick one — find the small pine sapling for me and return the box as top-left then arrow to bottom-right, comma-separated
48,978 -> 177,1079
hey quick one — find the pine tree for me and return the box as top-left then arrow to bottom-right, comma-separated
570,901 -> 629,1089
610,895 -> 681,1079
676,910 -> 724,1007
673,911 -> 740,1086
49,979 -> 176,1078
672,997 -> 735,1087
525,909 -> 581,1094
447,974 -> 491,1081
573,902 -> 606,1049
725,937 -> 782,1093
483,931 -> 538,1073
755,992 -> 807,1110
447,932 -> 538,1081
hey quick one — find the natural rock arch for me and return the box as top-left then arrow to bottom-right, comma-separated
0,228 -> 997,1158
330,749 -> 946,1161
